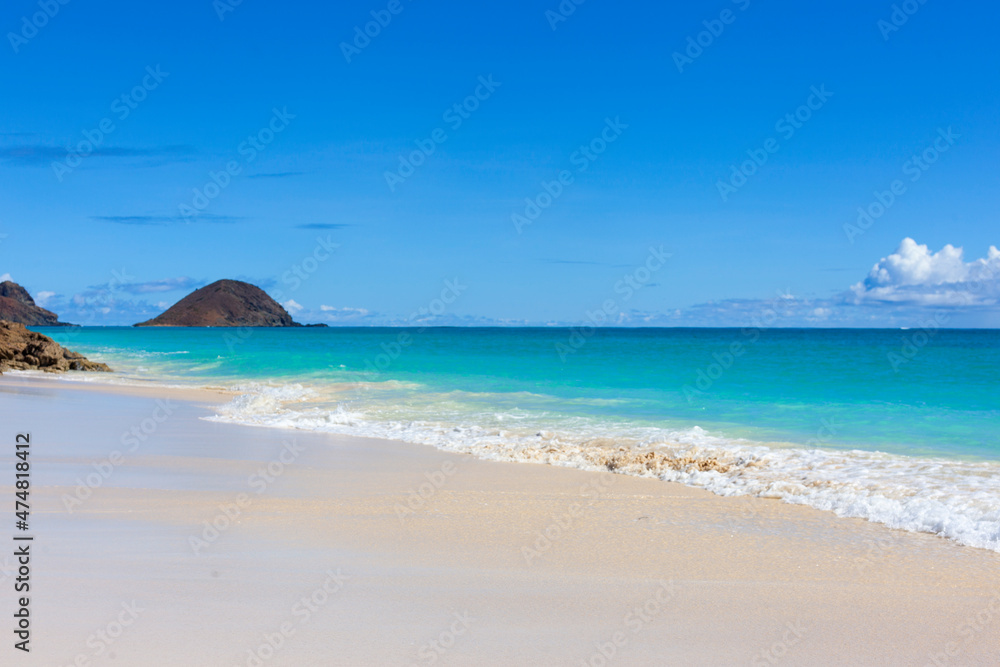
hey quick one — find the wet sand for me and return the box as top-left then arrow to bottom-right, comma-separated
1,374 -> 997,665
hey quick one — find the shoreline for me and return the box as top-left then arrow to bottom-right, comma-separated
1,373 -> 999,664
10,367 -> 1000,554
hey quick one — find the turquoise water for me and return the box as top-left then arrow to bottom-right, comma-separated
40,326 -> 1000,458
33,326 -> 1000,551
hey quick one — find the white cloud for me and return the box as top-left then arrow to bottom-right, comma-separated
851,238 -> 1000,306
0,273 -> 11,282
282,299 -> 303,314
115,277 -> 203,294
35,290 -> 55,306
318,306 -> 371,321
50,291 -> 165,325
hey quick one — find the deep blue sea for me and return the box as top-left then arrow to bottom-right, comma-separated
33,326 -> 1000,551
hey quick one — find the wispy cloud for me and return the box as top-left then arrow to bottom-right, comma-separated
111,277 -> 205,295
91,214 -> 244,225
90,216 -> 175,225
0,144 -> 194,166
31,291 -> 165,326
317,305 -> 374,323
295,223 -> 351,230
538,259 -> 606,266
41,275 -> 204,324
308,305 -> 523,327
248,171 -> 305,179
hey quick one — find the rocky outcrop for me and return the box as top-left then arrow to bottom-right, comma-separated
0,321 -> 111,373
134,279 -> 302,327
0,280 -> 71,326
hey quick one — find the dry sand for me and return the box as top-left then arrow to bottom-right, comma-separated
0,374 -> 997,666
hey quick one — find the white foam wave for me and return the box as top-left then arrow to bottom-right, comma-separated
211,383 -> 316,419
204,383 -> 1000,553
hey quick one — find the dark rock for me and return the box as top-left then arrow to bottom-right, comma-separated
134,279 -> 302,327
0,320 -> 111,374
0,280 -> 72,326
0,281 -> 35,305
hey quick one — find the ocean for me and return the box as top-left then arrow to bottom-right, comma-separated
35,326 -> 1000,552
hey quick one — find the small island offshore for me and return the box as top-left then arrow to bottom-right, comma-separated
0,278 -> 329,375
134,279 -> 326,328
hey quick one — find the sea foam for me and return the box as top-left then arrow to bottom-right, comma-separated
204,382 -> 1000,553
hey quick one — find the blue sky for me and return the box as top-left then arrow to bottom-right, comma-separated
1,0 -> 998,326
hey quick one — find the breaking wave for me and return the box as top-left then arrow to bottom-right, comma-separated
203,382 -> 1000,553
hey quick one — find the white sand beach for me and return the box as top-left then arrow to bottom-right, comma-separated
1,374 -> 998,666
